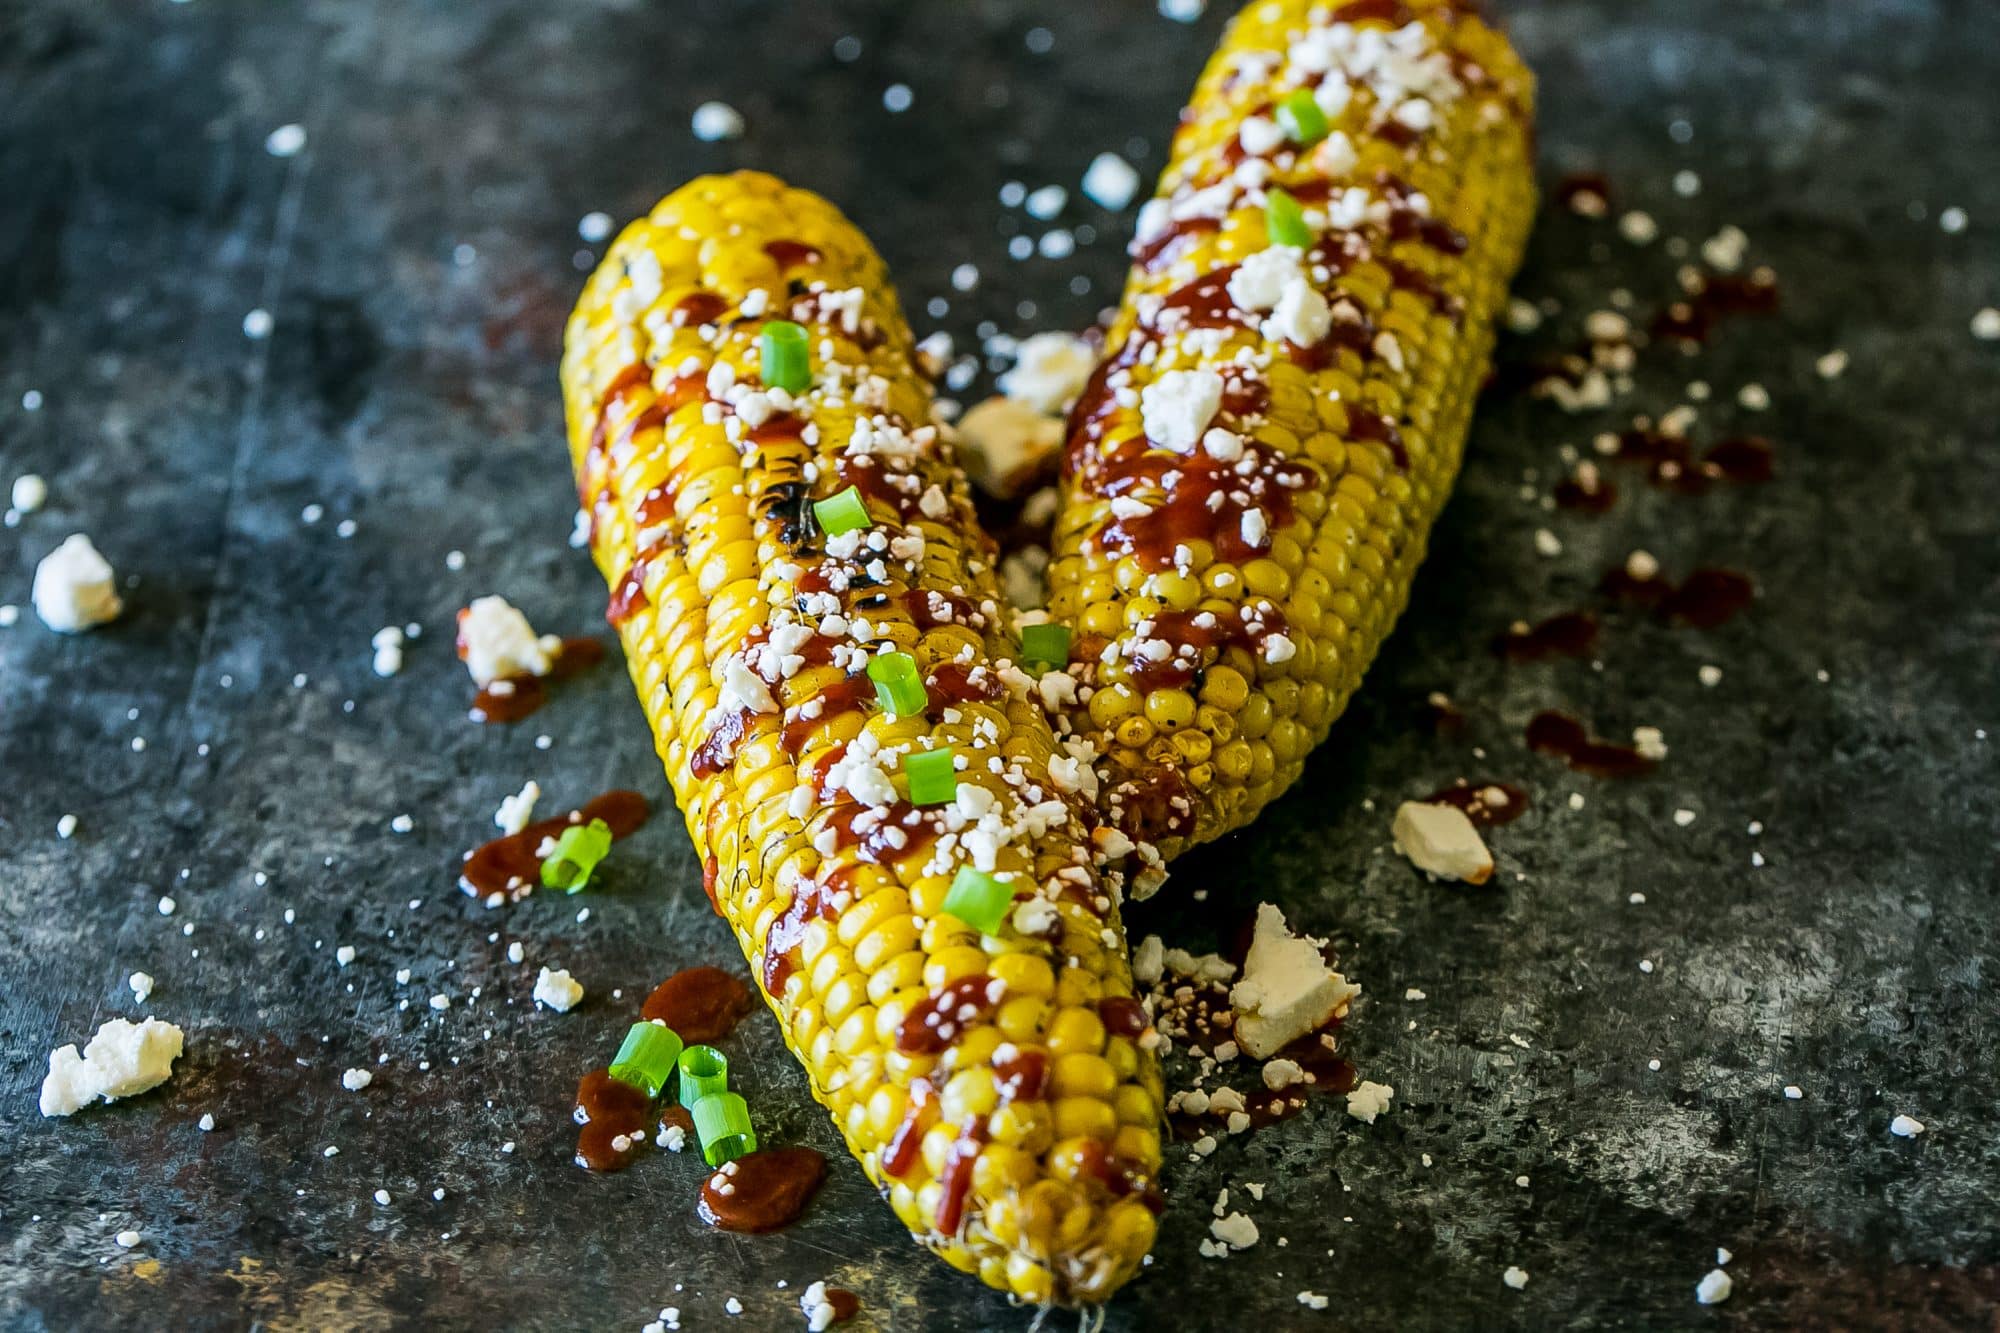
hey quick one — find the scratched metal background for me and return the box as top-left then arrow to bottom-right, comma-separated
2,0 -> 1996,1328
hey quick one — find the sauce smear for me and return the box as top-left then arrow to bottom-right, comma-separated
697,1148 -> 827,1232
641,966 -> 754,1045
573,1068 -> 651,1171
459,789 -> 649,903
1525,711 -> 1657,778
471,637 -> 606,724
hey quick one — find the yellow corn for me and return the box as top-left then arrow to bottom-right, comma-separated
561,172 -> 1163,1307
1045,0 -> 1536,861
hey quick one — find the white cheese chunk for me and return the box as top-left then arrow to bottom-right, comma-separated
533,967 -> 585,1013
998,332 -> 1095,414
1262,279 -> 1332,348
40,1018 -> 185,1116
1391,801 -> 1494,885
1140,369 -> 1224,452
1081,152 -> 1141,211
494,780 -> 541,835
955,396 -> 1064,498
1345,1080 -> 1395,1123
1229,903 -> 1359,1058
32,534 -> 123,632
455,595 -> 556,686
1227,246 -> 1305,312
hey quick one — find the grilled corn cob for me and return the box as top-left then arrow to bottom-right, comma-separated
1044,0 -> 1536,862
562,172 -> 1163,1306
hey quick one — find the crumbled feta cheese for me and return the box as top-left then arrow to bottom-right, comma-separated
1210,1211 -> 1260,1250
691,101 -> 745,142
1140,369 -> 1225,452
1238,115 -> 1284,157
534,967 -> 585,1013
1503,1266 -> 1530,1290
1889,1113 -> 1926,1138
1345,1080 -> 1395,1124
1131,934 -> 1165,984
1264,280 -> 1332,347
11,473 -> 47,513
1632,726 -> 1668,761
341,1067 -> 373,1092
32,534 -> 123,632
455,596 -> 556,685
115,1229 -> 143,1249
264,123 -> 307,157
998,332 -> 1095,414
39,1018 -> 185,1117
955,397 -> 1064,498
371,625 -> 405,676
1391,801 -> 1494,885
1971,308 -> 2000,341
1081,152 -> 1141,211
1695,1268 -> 1733,1305
1228,246 -> 1305,312
128,972 -> 154,1003
1230,903 -> 1359,1058
495,780 -> 541,834
1024,184 -> 1067,220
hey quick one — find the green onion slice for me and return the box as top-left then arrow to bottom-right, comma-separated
942,865 -> 1015,935
541,818 -> 614,894
691,1091 -> 758,1167
812,485 -> 870,537
1018,623 -> 1072,672
677,1044 -> 730,1109
866,651 -> 928,717
1265,187 -> 1312,249
1276,89 -> 1329,146
607,1020 -> 682,1099
759,319 -> 811,393
903,746 -> 957,806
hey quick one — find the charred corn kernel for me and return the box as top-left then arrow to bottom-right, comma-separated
1045,0 -> 1536,860
563,172 -> 1159,1306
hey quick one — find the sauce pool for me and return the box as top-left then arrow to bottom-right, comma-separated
697,1148 -> 827,1232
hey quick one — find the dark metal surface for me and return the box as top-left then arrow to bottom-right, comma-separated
3,1 -> 1996,1328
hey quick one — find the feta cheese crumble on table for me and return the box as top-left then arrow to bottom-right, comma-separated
691,101 -> 745,142
40,1018 -> 185,1117
1345,1080 -> 1395,1123
11,473 -> 47,513
954,397 -> 1064,499
455,595 -> 559,685
1081,152 -> 1141,211
1392,801 -> 1495,884
1229,902 -> 1360,1058
1695,1268 -> 1733,1305
534,967 -> 585,1012
32,534 -> 123,632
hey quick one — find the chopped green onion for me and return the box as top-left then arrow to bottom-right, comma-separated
1276,89 -> 1329,147
942,865 -> 1015,935
608,1021 -> 682,1099
812,485 -> 870,537
759,319 -> 811,393
903,746 -> 957,806
677,1044 -> 729,1109
1018,623 -> 1072,672
1265,187 -> 1312,249
541,818 -> 614,893
866,651 -> 928,717
691,1091 -> 758,1167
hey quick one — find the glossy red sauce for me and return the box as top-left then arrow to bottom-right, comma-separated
690,706 -> 755,780
606,558 -> 651,627
935,1129 -> 986,1236
585,364 -> 653,473
898,975 -> 1003,1055
1133,215 -> 1220,271
762,878 -> 839,993
1600,565 -> 1756,629
1494,611 -> 1598,662
763,239 -> 823,270
993,1048 -> 1049,1104
1652,269 -> 1780,343
459,789 -> 650,902
697,1147 -> 828,1232
782,674 -> 874,754
1157,265 -> 1253,332
573,1067 -> 652,1172
1349,409 -> 1409,469
1093,438 -> 1318,575
1554,469 -> 1618,512
925,661 -> 1006,706
1525,710 -> 1658,778
1098,996 -> 1151,1039
641,966 -> 754,1044
882,1079 -> 936,1178
823,797 -> 942,866
470,637 -> 606,724
1424,780 -> 1531,826
1554,171 -> 1612,215
674,291 -> 730,328
1124,608 -> 1284,694
820,1289 -> 861,1325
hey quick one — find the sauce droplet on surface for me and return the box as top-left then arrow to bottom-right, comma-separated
641,966 -> 755,1045
697,1148 -> 828,1232
459,789 -> 649,903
